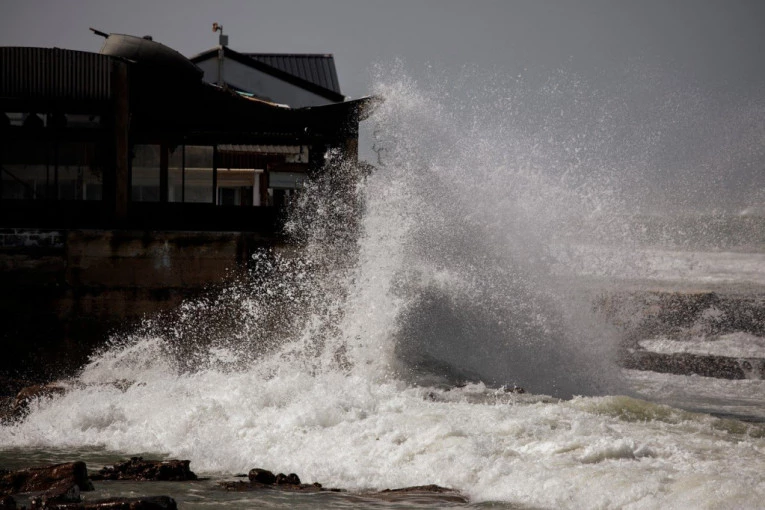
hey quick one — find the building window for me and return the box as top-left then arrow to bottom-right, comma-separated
131,144 -> 161,202
2,140 -> 104,201
168,145 -> 183,203
57,142 -> 103,201
165,145 -> 215,203
1,140 -> 52,200
216,168 -> 259,206
183,145 -> 214,203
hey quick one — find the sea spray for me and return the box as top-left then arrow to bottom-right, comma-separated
2,63 -> 765,509
366,65 -> 625,396
81,151 -> 370,381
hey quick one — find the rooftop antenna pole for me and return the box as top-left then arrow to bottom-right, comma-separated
212,23 -> 229,87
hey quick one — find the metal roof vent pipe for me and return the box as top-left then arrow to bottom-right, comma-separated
212,23 -> 228,46
212,23 -> 229,88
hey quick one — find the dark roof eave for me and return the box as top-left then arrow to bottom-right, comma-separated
190,46 -> 345,103
132,81 -> 361,139
299,95 -> 383,122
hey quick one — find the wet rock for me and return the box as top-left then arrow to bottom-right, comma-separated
246,469 -> 301,487
595,289 -> 765,379
1,380 -> 136,424
0,376 -> 34,398
222,470 -> 466,503
0,461 -> 93,498
275,473 -> 301,485
32,480 -> 81,506
222,468 -> 340,492
381,484 -> 457,493
9,383 -> 68,419
247,468 -> 276,485
596,290 -> 765,343
220,480 -> 339,493
372,484 -> 468,504
502,384 -> 526,394
31,495 -> 177,509
622,351 -> 758,379
90,458 -> 196,482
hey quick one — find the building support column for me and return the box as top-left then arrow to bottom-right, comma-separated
344,137 -> 359,163
212,145 -> 218,205
112,60 -> 129,223
160,144 -> 168,202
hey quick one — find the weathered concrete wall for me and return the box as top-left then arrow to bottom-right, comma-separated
0,228 -> 277,380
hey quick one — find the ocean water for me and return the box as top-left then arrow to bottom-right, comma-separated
2,66 -> 765,509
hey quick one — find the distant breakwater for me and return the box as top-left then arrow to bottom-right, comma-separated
596,287 -> 765,379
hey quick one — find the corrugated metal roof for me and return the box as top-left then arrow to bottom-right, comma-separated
243,54 -> 341,95
0,47 -> 116,101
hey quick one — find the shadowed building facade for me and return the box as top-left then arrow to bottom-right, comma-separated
0,34 -> 374,379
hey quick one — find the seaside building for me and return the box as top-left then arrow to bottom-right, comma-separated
0,31 -> 374,378
190,46 -> 345,108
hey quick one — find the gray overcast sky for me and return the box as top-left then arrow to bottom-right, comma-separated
2,0 -> 765,99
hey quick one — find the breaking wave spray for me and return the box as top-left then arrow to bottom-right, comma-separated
4,62 -> 765,508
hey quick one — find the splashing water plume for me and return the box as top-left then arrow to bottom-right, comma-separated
3,63 -> 765,508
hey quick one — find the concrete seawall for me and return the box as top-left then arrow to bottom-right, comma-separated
0,228 -> 278,380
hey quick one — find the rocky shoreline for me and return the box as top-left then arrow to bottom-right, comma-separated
0,458 -> 467,509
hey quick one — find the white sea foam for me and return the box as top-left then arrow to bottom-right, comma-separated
624,368 -> 765,421
640,332 -> 765,359
3,367 -> 765,508
557,245 -> 765,286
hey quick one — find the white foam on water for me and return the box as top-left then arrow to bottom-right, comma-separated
3,64 -> 765,509
555,245 -> 765,286
624,368 -> 765,421
640,332 -> 765,359
3,368 -> 765,508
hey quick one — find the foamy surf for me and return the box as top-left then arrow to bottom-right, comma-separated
3,366 -> 765,508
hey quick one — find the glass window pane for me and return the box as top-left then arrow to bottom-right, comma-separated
57,142 -> 103,201
184,145 -> 213,203
217,169 -> 257,206
1,140 -> 52,200
131,144 -> 160,202
168,145 -> 183,203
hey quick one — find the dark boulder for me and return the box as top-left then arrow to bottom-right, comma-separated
0,376 -> 34,398
222,469 -> 467,503
622,351 -> 754,379
31,495 -> 177,509
246,469 -> 301,487
0,461 -> 93,498
8,383 -> 68,420
90,458 -> 196,482
373,485 -> 468,504
275,473 -> 300,485
247,468 -> 276,485
223,468 -> 338,492
1,380 -> 136,423
379,484 -> 461,494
